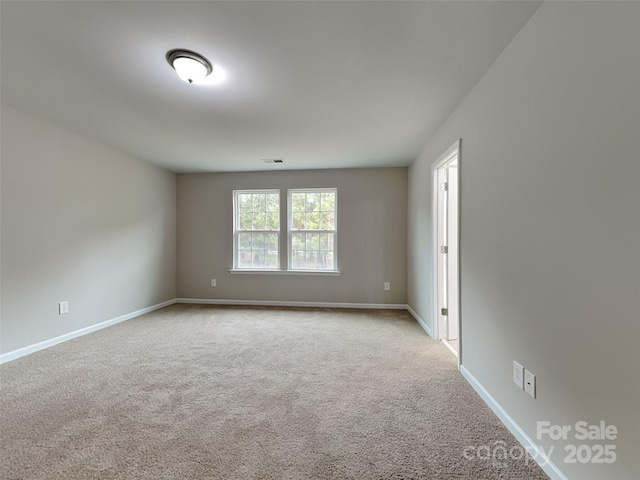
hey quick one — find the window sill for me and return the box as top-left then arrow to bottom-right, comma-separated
229,269 -> 341,276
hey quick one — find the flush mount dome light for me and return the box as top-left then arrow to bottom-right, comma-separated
166,49 -> 213,84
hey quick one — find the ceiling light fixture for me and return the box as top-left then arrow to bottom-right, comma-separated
166,49 -> 213,84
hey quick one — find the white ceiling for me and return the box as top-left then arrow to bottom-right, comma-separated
1,1 -> 541,173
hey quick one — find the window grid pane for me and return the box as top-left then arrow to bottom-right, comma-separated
235,190 -> 280,269
289,189 -> 336,271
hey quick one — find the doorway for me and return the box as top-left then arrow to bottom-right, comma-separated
432,140 -> 461,362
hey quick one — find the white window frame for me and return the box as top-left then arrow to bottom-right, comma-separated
233,189 -> 281,270
287,188 -> 338,272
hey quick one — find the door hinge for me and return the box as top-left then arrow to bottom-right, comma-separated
441,308 -> 448,316
441,182 -> 448,191
441,246 -> 448,254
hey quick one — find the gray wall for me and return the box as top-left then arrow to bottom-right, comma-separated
0,105 -> 177,354
177,168 -> 407,304
408,2 -> 639,479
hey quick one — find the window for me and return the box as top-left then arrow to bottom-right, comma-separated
232,188 -> 338,273
289,189 -> 337,270
233,190 -> 280,269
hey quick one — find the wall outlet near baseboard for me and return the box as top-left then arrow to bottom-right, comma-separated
524,369 -> 536,398
211,279 -> 217,287
513,361 -> 524,389
58,301 -> 69,315
384,282 -> 390,291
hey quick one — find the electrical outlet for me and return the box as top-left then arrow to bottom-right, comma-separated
524,369 -> 536,398
384,282 -> 390,291
211,279 -> 217,287
513,361 -> 524,389
58,301 -> 69,315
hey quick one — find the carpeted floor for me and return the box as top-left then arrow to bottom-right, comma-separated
1,305 -> 549,479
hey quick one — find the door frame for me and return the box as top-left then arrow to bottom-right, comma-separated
431,139 -> 462,365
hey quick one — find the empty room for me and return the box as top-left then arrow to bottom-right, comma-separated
1,1 -> 638,479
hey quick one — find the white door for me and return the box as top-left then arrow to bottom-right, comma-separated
432,140 -> 461,360
436,167 -> 449,339
446,162 -> 459,341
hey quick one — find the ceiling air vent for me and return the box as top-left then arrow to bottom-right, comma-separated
262,159 -> 284,164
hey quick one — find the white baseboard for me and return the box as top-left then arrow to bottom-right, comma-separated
406,304 -> 433,337
0,299 -> 176,364
176,298 -> 408,310
460,366 -> 568,480
441,339 -> 458,357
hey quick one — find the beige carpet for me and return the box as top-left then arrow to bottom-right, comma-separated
1,305 -> 548,479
